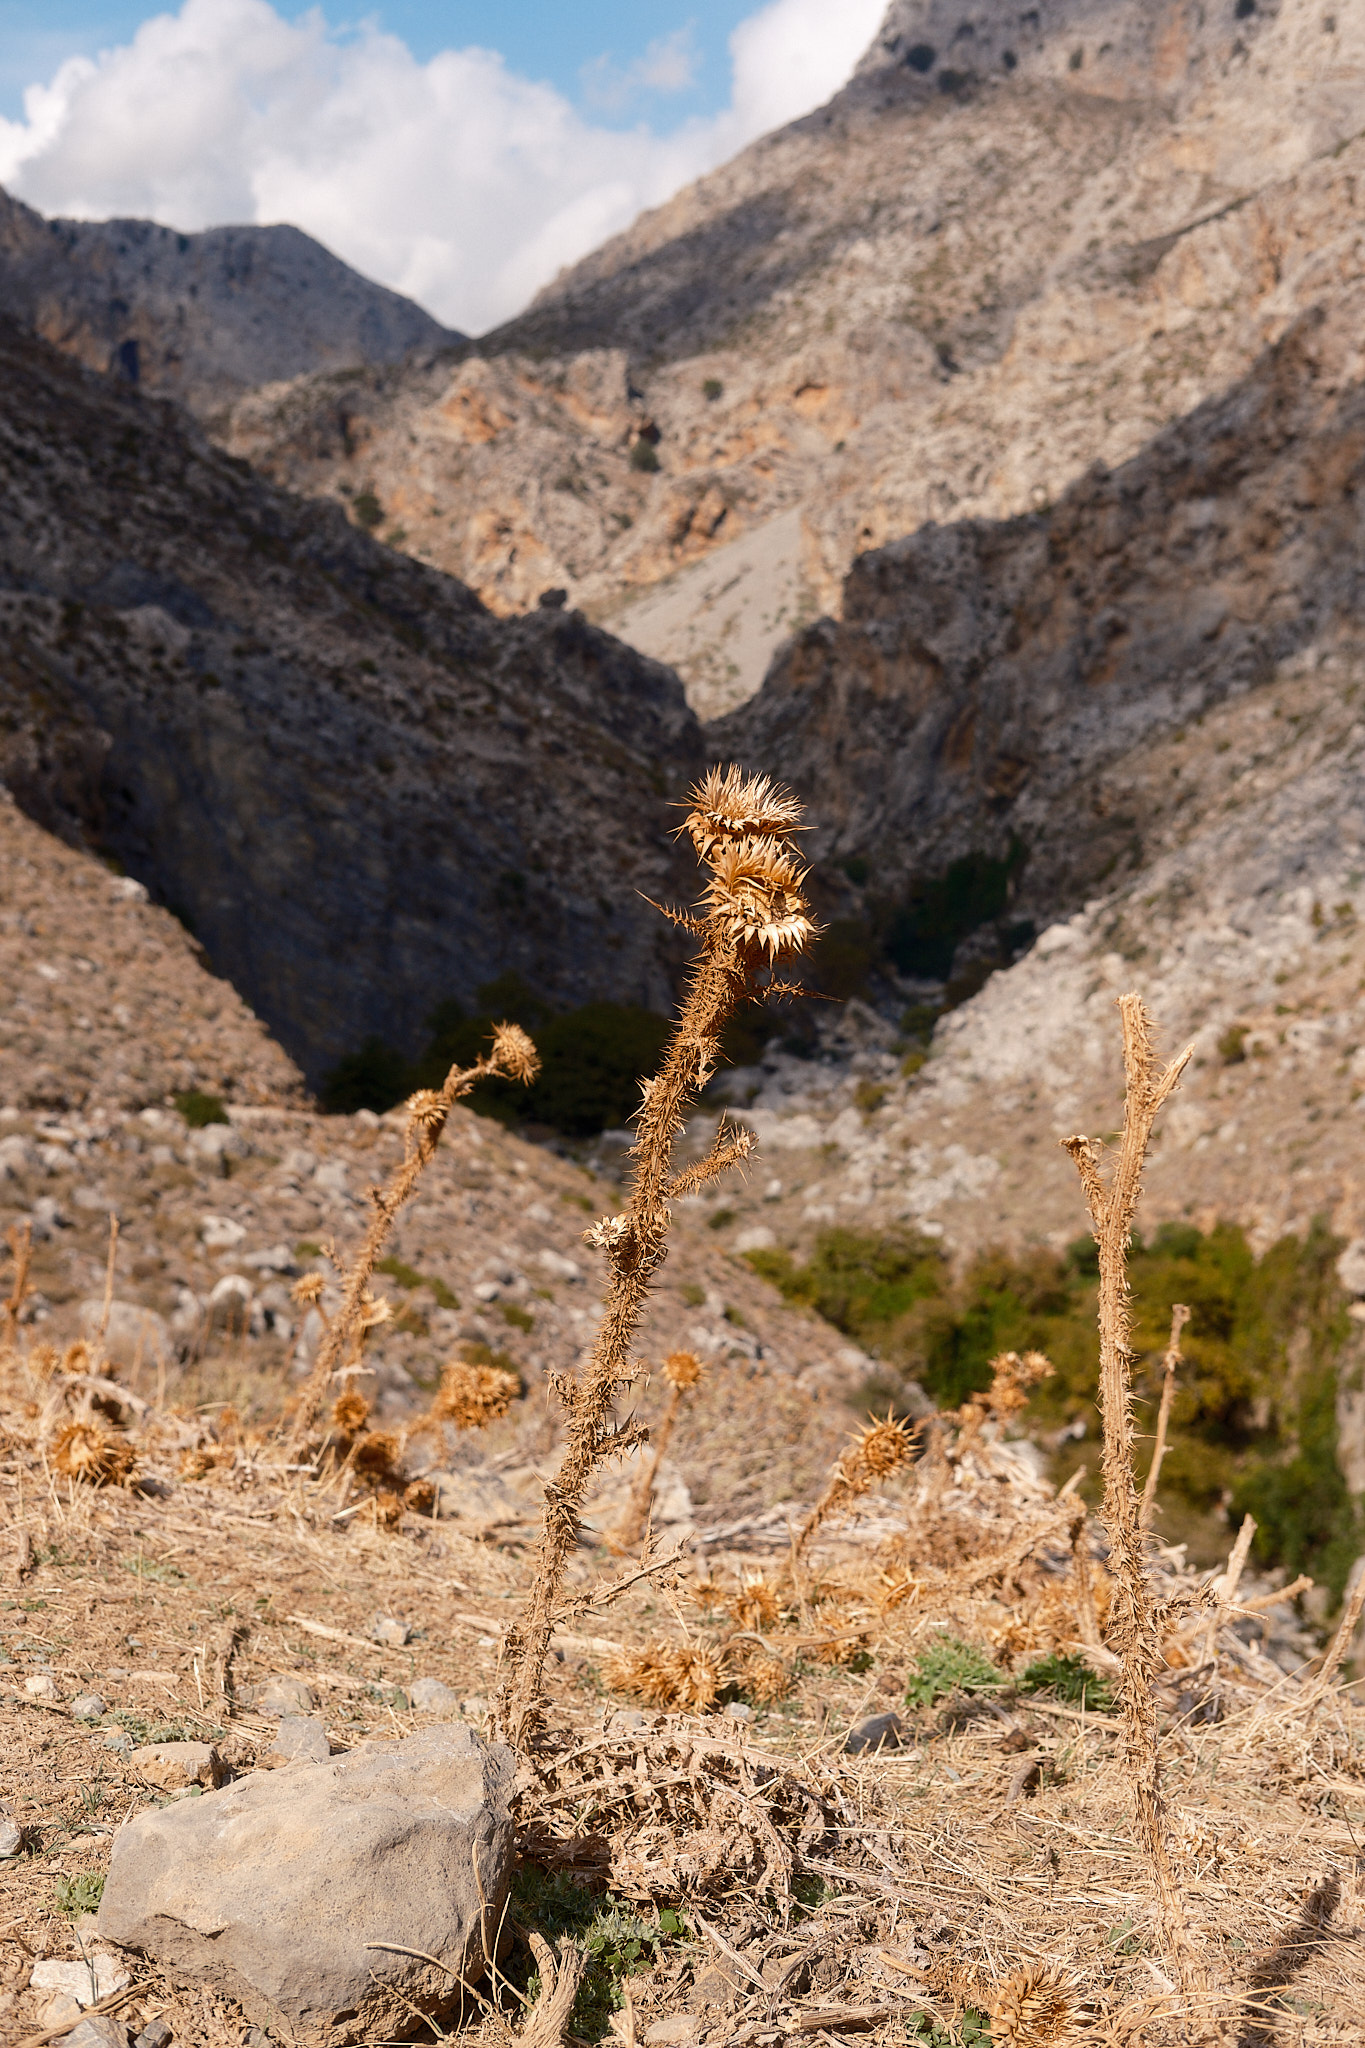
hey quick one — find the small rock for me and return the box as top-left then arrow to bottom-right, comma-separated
70,1693 -> 107,1722
25,1672 -> 59,1700
605,1709 -> 648,1737
242,1676 -> 318,1714
722,1701 -> 754,1724
370,1613 -> 411,1646
845,1711 -> 905,1755
643,2021 -> 700,2046
206,1273 -> 252,1330
537,1248 -> 581,1283
66,2016 -> 130,2048
32,1955 -> 131,2006
102,1729 -> 134,1755
134,2020 -> 174,2048
99,1727 -> 514,2048
461,1696 -> 489,1724
200,1214 -> 246,1249
0,1812 -> 23,1856
131,1741 -> 226,1792
42,1993 -> 85,2032
262,1716 -> 331,1767
410,1678 -> 460,1716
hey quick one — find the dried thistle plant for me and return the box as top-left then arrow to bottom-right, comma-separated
955,1349 -> 1054,1455
4,1219 -> 32,1348
608,1640 -> 730,1713
52,1419 -> 135,1486
494,765 -> 815,1749
430,1351 -> 522,1431
285,1021 -> 540,1453
1139,1303 -> 1190,1531
796,1411 -> 917,1559
611,1349 -> 706,1554
1061,993 -> 1194,1983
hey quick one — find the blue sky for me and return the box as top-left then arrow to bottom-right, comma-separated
0,2 -> 760,123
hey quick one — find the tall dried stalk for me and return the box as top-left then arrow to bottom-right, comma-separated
4,1219 -> 32,1348
494,766 -> 816,1749
1306,1563 -> 1365,1717
285,1023 -> 540,1454
1062,993 -> 1194,1982
611,1350 -> 704,1554
1139,1302 -> 1190,1531
795,1413 -> 917,1560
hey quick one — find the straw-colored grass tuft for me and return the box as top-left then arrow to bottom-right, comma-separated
989,1962 -> 1081,2047
52,1419 -> 135,1486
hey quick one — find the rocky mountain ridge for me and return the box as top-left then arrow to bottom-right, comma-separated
217,0 -> 1364,712
0,184 -> 461,415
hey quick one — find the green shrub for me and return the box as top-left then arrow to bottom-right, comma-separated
510,1868 -> 686,2040
702,378 -> 723,400
175,1089 -> 228,1128
1217,1023 -> 1249,1064
375,1255 -> 459,1311
906,1636 -> 1003,1707
319,1037 -> 412,1115
55,1873 -> 105,1916
629,439 -> 660,473
351,490 -> 383,529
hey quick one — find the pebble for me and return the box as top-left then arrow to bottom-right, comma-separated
844,1710 -> 905,1755
722,1701 -> 754,1724
242,1676 -> 318,1715
0,1812 -> 23,1857
262,1716 -> 331,1767
370,1613 -> 411,1646
409,1677 -> 459,1715
70,1693 -> 107,1722
131,1741 -> 225,1792
134,2017 -> 174,2048
24,1672 -> 60,1700
461,1696 -> 489,1724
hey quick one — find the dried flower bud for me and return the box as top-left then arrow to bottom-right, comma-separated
405,1089 -> 446,1133
293,1273 -> 325,1308
61,1339 -> 96,1377
583,1213 -> 631,1252
662,1349 -> 703,1392
52,1420 -> 135,1486
490,1021 -> 540,1086
703,836 -> 815,961
331,1390 -> 370,1435
682,765 -> 804,864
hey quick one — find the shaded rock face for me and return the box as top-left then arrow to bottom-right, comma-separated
0,187 -> 461,416
718,302 -> 1365,936
0,317 -> 704,1084
98,1726 -> 514,2048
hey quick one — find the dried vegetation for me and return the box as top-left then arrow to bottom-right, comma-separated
0,774 -> 1362,2048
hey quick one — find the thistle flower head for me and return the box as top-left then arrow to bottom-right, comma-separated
490,1021 -> 540,1085
682,766 -> 804,863
331,1390 -> 370,1435
405,1089 -> 446,1134
728,1571 -> 781,1630
61,1339 -> 95,1377
662,1348 -> 703,1392
293,1273 -> 325,1308
52,1419 -> 134,1486
853,1413 -> 916,1483
352,1429 -> 403,1481
989,1962 -> 1080,2047
432,1352 -> 522,1430
704,836 -> 815,962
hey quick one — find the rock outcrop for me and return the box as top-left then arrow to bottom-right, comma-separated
0,316 -> 704,1084
215,0 -> 1365,709
0,186 -> 461,415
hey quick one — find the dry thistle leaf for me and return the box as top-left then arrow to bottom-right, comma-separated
331,1390 -> 370,1435
52,1420 -> 135,1486
662,1349 -> 703,1392
989,1962 -> 1080,2047
490,1021 -> 540,1085
432,1354 -> 522,1430
681,765 -> 805,863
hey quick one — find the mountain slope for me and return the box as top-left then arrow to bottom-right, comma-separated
0,186 -> 462,416
219,0 -> 1365,711
0,315 -> 702,1087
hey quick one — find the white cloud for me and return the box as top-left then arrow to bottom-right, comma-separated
580,27 -> 700,113
0,0 -> 886,335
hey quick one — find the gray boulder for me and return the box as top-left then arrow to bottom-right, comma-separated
262,1716 -> 331,1767
98,1725 -> 514,2047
